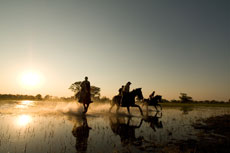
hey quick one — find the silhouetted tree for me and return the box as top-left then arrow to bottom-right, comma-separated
35,94 -> 42,100
90,86 -> 100,99
44,95 -> 51,100
179,93 -> 193,103
171,99 -> 179,103
69,81 -> 101,99
161,99 -> 169,103
100,96 -> 111,103
69,81 -> 82,93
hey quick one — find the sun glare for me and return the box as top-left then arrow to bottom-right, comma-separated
17,115 -> 32,126
21,71 -> 41,88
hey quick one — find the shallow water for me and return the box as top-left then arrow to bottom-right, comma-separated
0,100 -> 229,153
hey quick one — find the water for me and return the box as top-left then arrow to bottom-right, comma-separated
0,100 -> 229,153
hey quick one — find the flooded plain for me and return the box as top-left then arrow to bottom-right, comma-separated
0,100 -> 229,153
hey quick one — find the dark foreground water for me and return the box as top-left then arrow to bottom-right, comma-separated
0,100 -> 229,153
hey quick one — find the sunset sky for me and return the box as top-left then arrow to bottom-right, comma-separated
0,0 -> 229,101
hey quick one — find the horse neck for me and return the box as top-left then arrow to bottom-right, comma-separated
130,89 -> 137,98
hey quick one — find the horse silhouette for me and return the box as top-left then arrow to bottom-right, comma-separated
109,88 -> 143,115
143,95 -> 162,112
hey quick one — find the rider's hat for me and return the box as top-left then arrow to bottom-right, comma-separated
127,81 -> 131,84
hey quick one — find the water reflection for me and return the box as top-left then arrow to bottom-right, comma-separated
72,115 -> 91,153
109,115 -> 143,146
180,106 -> 194,115
15,100 -> 34,109
142,112 -> 163,131
16,114 -> 32,126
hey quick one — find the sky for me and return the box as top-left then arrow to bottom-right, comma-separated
0,0 -> 229,101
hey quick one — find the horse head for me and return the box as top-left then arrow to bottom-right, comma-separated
133,88 -> 143,100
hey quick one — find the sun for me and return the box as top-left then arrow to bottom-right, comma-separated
21,71 -> 41,88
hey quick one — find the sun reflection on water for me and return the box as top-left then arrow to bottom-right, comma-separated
15,100 -> 34,108
17,115 -> 32,126
21,100 -> 34,105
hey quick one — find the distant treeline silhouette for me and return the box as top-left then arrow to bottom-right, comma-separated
169,93 -> 229,103
0,94 -> 43,100
0,94 -> 75,101
0,93 -> 111,102
0,93 -> 229,103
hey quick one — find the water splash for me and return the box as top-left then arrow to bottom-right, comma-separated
55,102 -> 84,115
0,100 -> 128,116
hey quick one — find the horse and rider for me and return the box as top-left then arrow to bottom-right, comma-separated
77,77 -> 161,114
78,76 -> 93,113
143,91 -> 162,111
109,82 -> 162,114
109,81 -> 144,115
116,81 -> 135,107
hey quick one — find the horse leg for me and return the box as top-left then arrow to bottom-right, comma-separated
154,105 -> 158,112
134,104 -> 143,116
116,104 -> 120,113
109,102 -> 115,112
157,104 -> 162,111
127,107 -> 131,115
85,104 -> 89,112
83,104 -> 87,113
82,103 -> 90,113
146,104 -> 149,115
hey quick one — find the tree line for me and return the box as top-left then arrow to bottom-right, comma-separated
167,93 -> 229,104
0,94 -> 43,100
0,85 -> 229,104
0,93 -> 111,102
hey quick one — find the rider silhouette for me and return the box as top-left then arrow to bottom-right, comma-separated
123,82 -> 131,93
149,91 -> 155,100
79,76 -> 91,103
79,76 -> 92,113
118,85 -> 124,96
121,82 -> 131,106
